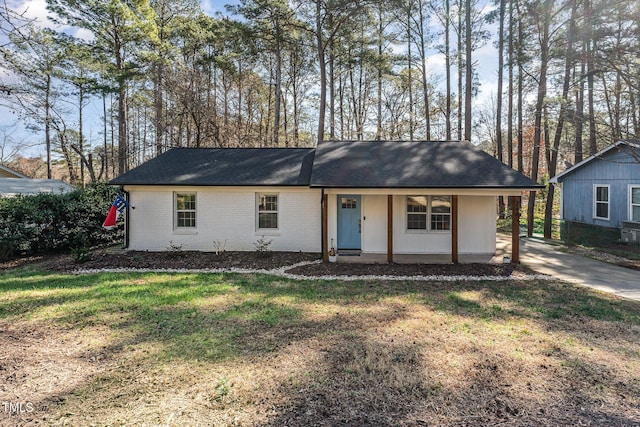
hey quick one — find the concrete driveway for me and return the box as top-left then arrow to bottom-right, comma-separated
519,237 -> 640,301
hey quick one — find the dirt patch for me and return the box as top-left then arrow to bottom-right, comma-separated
0,321 -> 114,426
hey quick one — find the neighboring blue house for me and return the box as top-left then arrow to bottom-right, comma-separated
550,140 -> 640,244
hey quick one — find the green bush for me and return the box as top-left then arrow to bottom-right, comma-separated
0,183 -> 124,256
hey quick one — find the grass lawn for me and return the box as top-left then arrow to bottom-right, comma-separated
1,268 -> 639,426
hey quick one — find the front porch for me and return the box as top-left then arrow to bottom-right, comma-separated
335,233 -> 513,264
322,190 -> 523,264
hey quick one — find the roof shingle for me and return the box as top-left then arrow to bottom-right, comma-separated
310,140 -> 542,189
110,141 -> 541,190
110,148 -> 315,186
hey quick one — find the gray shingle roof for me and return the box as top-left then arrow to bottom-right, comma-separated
310,140 -> 542,189
110,148 -> 316,186
110,141 -> 542,189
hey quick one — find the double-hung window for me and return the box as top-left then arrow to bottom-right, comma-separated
406,196 -> 451,231
594,185 -> 609,220
175,193 -> 196,228
257,193 -> 278,230
631,186 -> 640,222
407,196 -> 428,230
430,196 -> 452,230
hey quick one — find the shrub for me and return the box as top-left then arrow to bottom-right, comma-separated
254,235 -> 272,258
0,183 -> 124,256
72,246 -> 93,263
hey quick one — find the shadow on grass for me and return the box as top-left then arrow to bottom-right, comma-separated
1,269 -> 640,425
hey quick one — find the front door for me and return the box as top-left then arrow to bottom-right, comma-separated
337,195 -> 361,249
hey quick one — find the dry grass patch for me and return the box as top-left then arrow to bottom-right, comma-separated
0,269 -> 639,426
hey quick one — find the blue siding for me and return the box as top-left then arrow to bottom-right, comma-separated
559,148 -> 640,228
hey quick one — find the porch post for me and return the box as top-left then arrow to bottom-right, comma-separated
511,195 -> 521,264
452,195 -> 459,264
387,195 -> 393,263
322,193 -> 329,262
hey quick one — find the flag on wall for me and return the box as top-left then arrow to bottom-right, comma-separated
103,195 -> 129,230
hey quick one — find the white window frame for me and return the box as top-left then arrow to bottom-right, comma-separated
430,195 -> 452,231
593,184 -> 610,221
406,196 -> 428,232
405,195 -> 452,233
174,192 -> 197,229
630,185 -> 640,223
256,193 -> 279,231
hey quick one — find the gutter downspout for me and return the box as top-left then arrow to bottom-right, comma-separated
320,188 -> 325,257
122,186 -> 130,249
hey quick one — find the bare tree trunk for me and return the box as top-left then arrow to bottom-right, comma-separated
417,0 -> 430,139
78,85 -> 85,187
407,8 -> 414,140
445,0 -> 452,140
496,0 -> 506,218
273,19 -> 283,146
585,0 -> 597,154
316,0 -> 326,143
117,82 -> 128,174
516,0 -> 524,174
575,51 -> 585,163
45,74 -> 52,179
544,0 -> 576,239
507,0 -> 514,168
527,2 -> 550,237
102,91 -> 108,181
457,0 -> 463,140
377,5 -> 383,140
464,0 -> 472,142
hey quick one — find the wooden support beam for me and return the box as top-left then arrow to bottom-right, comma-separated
387,195 -> 393,263
452,195 -> 459,264
511,195 -> 521,264
322,193 -> 328,262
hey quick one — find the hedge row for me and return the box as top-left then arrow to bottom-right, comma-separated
0,183 -> 125,259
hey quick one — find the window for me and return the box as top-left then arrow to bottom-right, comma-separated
631,186 -> 640,222
407,196 -> 451,231
594,185 -> 609,220
175,193 -> 196,228
407,196 -> 428,230
431,196 -> 452,230
341,197 -> 357,209
258,194 -> 278,229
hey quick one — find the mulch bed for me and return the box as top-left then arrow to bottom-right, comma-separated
287,260 -> 536,277
2,247 -> 537,277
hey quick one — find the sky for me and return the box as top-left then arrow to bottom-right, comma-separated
1,0 -> 500,161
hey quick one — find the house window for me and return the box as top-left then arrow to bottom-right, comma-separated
341,197 -> 357,209
175,193 -> 196,228
407,196 -> 451,231
631,186 -> 640,222
431,196 -> 452,230
258,193 -> 278,229
407,196 -> 428,230
594,185 -> 609,220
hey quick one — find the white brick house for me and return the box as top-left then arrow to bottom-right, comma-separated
110,140 -> 542,263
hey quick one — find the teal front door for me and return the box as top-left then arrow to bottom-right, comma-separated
337,195 -> 361,249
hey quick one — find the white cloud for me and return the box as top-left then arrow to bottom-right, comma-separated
425,53 -> 446,75
74,28 -> 94,42
200,0 -> 229,16
10,0 -> 60,30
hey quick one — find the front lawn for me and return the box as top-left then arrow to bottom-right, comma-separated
1,269 -> 639,426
